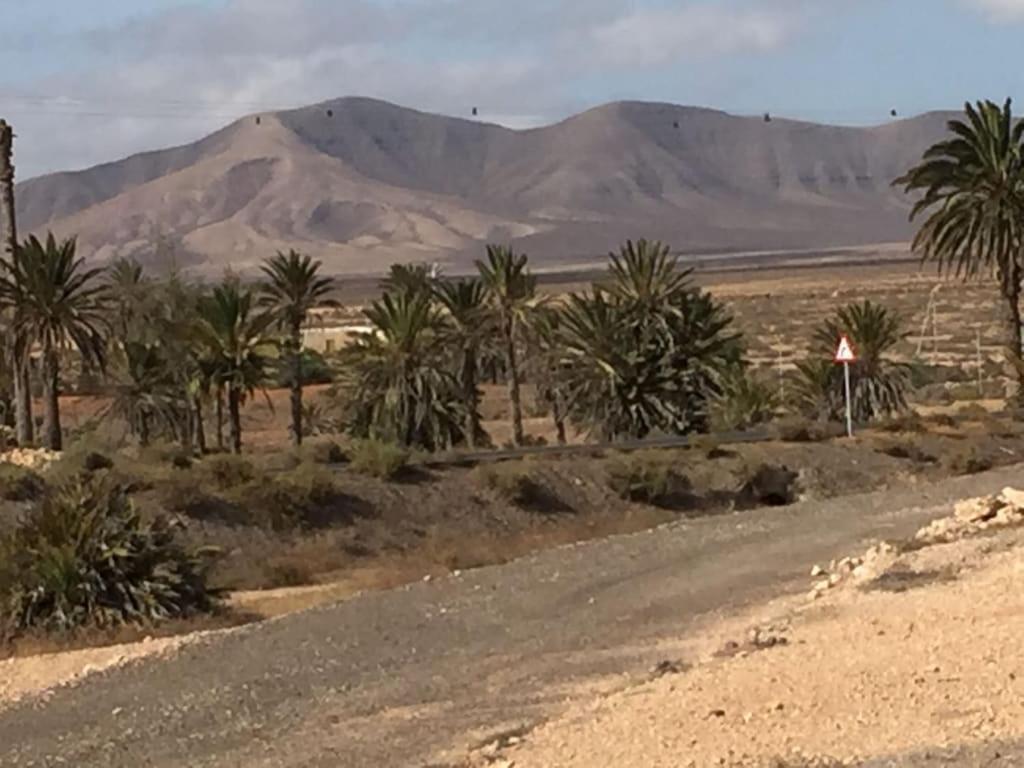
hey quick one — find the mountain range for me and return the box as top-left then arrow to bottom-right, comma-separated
14,97 -> 953,275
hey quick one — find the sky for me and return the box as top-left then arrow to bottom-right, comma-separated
3,0 -> 1024,179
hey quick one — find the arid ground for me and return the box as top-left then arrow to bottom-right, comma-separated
1,260 -> 1021,767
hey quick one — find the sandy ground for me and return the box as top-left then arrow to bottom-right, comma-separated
0,634 -> 197,712
494,508 -> 1024,767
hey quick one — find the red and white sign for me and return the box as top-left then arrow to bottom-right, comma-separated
834,335 -> 857,364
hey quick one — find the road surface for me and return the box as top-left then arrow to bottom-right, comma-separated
3,465 -> 1024,767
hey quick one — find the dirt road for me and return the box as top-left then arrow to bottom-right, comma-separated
3,466 -> 1024,767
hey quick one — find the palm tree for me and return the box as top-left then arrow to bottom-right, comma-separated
259,250 -> 337,446
340,289 -> 466,450
0,234 -> 108,450
380,262 -> 437,299
895,98 -> 1024,397
527,305 -> 571,445
195,280 -> 277,454
476,245 -> 537,446
104,341 -> 182,446
804,300 -> 911,423
107,257 -> 150,343
557,242 -> 741,440
434,277 -> 489,448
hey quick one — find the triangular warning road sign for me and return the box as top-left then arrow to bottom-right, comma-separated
834,335 -> 857,364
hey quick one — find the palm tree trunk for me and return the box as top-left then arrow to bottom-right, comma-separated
463,351 -> 478,449
41,342 -> 61,451
139,412 -> 150,447
289,322 -> 303,447
193,394 -> 207,454
552,391 -> 567,446
503,317 -> 525,446
1003,274 -> 1024,404
215,384 -> 225,451
228,384 -> 242,454
10,350 -> 32,446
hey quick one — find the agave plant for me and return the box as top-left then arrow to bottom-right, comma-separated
340,289 -> 467,450
795,300 -> 911,423
0,477 -> 219,637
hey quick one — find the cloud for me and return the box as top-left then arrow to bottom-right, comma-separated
964,0 -> 1024,19
4,0 -> 821,179
589,5 -> 797,67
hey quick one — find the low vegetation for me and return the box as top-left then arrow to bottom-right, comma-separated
605,451 -> 691,507
0,477 -> 219,639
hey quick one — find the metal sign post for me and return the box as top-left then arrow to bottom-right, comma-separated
834,335 -> 857,438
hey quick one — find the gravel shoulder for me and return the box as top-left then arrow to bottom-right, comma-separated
4,465 -> 1024,767
503,513 -> 1024,767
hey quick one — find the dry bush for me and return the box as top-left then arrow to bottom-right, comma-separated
876,438 -> 937,464
876,411 -> 927,434
199,454 -> 257,490
941,443 -> 994,476
605,451 -> 691,507
774,417 -> 835,443
0,464 -> 47,502
349,439 -> 409,480
738,463 -> 799,507
474,462 -> 552,508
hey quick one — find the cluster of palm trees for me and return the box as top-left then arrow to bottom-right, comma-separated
0,239 -> 336,454
340,239 -> 744,450
0,98 -> 1017,456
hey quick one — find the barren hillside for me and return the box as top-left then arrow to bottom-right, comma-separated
15,98 -> 957,275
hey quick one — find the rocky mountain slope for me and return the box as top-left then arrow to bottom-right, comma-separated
15,98 -> 954,275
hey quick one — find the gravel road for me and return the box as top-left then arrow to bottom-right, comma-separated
3,466 -> 1024,768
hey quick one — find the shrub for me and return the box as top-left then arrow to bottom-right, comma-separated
82,452 -> 115,472
199,454 -> 257,490
711,365 -> 780,432
876,411 -> 927,434
605,451 -> 691,507
0,464 -> 46,502
349,439 -> 409,480
738,464 -> 799,507
301,440 -> 348,465
234,464 -> 344,530
877,440 -> 937,464
474,463 -> 548,507
774,417 -> 837,443
942,444 -> 993,476
0,477 -> 219,637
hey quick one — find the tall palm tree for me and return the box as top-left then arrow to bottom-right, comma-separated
259,250 -> 337,446
476,245 -> 537,446
196,280 -> 277,454
895,98 -> 1024,397
341,289 -> 466,450
434,277 -> 489,448
0,234 -> 108,450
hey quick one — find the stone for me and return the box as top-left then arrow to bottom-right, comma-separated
954,496 -> 1002,523
813,579 -> 831,592
1000,487 -> 1024,510
810,565 -> 825,578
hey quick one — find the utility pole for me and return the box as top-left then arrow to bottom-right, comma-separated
0,119 -> 32,447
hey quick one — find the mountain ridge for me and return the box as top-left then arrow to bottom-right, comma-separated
14,98 -> 958,275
